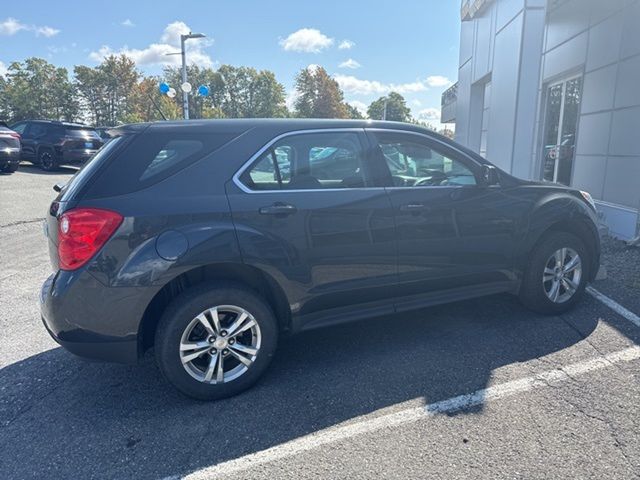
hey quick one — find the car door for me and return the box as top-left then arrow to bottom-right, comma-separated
10,122 -> 34,159
226,129 -> 397,324
21,122 -> 47,160
366,129 -> 519,298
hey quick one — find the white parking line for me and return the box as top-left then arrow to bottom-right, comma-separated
587,286 -> 640,328
170,346 -> 640,480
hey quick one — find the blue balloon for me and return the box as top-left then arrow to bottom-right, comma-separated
159,82 -> 170,94
197,85 -> 210,96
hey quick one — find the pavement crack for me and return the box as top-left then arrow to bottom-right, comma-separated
0,218 -> 45,229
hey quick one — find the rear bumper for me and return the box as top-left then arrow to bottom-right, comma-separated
39,271 -> 152,364
60,149 -> 98,165
0,150 -> 20,168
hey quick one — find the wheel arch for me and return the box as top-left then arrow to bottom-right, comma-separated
523,215 -> 600,281
138,263 -> 292,356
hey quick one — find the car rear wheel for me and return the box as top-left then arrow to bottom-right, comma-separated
38,148 -> 57,171
155,284 -> 278,400
519,232 -> 589,315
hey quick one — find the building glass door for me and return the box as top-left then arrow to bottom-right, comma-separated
541,76 -> 582,185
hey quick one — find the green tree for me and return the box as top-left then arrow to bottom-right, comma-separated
1,58 -> 78,122
293,66 -> 349,119
367,92 -> 411,122
123,76 -> 181,123
75,55 -> 139,126
345,103 -> 364,120
161,64 -> 287,119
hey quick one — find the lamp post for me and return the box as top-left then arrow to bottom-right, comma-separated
180,32 -> 206,120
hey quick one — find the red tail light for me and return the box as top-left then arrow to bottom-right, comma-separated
58,208 -> 123,271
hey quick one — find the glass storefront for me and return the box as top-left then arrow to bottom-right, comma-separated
541,76 -> 582,185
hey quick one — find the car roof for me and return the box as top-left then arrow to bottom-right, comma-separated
117,118 -> 449,142
22,120 -> 93,128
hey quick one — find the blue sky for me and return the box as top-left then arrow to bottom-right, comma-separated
0,0 -> 460,126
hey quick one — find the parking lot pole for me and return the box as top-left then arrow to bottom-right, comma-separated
180,35 -> 189,120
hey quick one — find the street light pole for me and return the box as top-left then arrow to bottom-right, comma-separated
179,32 -> 206,120
180,35 -> 189,120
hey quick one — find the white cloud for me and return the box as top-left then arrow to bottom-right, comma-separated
339,58 -> 361,69
280,28 -> 334,53
35,26 -> 60,37
334,74 -> 428,95
347,100 -> 368,116
426,75 -> 452,87
89,21 -> 213,67
0,61 -> 7,77
417,107 -> 441,121
121,19 -> 135,27
338,39 -> 355,50
0,17 -> 58,37
412,99 -> 423,107
0,17 -> 27,35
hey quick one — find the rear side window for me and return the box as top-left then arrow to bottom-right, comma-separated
85,131 -> 239,198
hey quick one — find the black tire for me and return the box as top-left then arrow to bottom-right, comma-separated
155,283 -> 278,400
6,162 -> 20,173
519,232 -> 590,315
38,148 -> 57,171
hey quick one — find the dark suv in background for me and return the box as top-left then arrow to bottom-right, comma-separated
40,119 -> 600,400
0,121 -> 21,173
10,120 -> 103,171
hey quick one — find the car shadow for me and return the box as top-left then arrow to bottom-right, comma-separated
0,293 -> 638,479
14,162 -> 78,175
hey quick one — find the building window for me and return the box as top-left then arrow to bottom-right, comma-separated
479,81 -> 491,158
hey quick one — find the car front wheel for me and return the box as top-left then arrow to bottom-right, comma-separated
155,284 -> 278,400
519,232 -> 589,315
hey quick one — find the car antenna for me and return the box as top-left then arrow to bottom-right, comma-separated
147,93 -> 167,121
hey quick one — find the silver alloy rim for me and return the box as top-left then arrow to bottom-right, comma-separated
542,247 -> 582,303
179,305 -> 261,384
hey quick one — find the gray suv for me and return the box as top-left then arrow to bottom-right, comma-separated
40,119 -> 600,400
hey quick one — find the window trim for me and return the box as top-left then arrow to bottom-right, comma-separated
365,128 -> 485,189
233,128 -> 381,194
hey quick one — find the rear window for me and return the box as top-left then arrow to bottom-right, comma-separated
84,131 -> 240,198
65,127 -> 100,140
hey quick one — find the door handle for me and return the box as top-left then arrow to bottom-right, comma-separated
258,203 -> 297,216
399,203 -> 429,213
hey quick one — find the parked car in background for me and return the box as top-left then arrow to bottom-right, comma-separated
0,121 -> 21,173
10,120 -> 103,171
40,119 -> 601,400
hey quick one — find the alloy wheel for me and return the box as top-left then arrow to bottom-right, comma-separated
40,151 -> 55,171
542,247 -> 582,303
179,305 -> 261,384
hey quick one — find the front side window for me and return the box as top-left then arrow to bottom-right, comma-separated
241,131 -> 368,191
373,132 -> 477,187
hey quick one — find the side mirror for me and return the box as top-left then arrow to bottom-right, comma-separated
481,165 -> 499,186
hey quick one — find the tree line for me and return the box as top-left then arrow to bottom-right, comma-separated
0,55 -> 445,133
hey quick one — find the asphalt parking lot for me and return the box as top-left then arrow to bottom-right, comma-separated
1,164 -> 640,480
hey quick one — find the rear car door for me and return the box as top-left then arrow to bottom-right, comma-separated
367,129 -> 518,297
226,129 -> 397,326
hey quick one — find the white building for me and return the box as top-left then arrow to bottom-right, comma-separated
443,0 -> 640,240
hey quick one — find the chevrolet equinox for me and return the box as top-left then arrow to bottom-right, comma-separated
40,119 -> 601,400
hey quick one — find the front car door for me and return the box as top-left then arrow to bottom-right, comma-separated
366,128 -> 520,300
10,122 -> 34,160
226,129 -> 397,329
